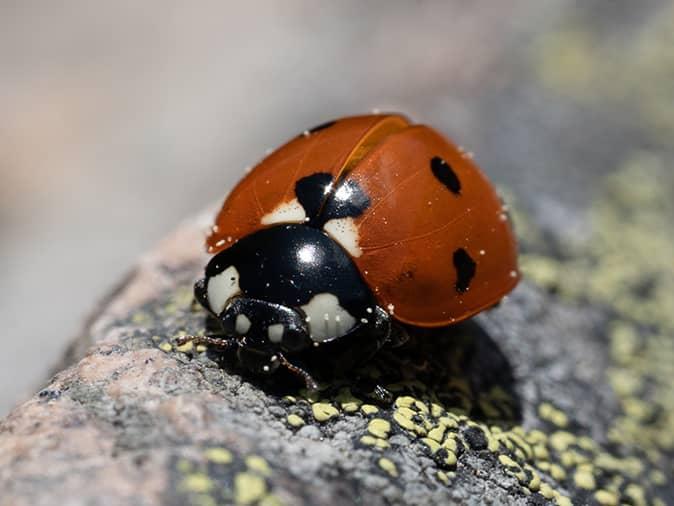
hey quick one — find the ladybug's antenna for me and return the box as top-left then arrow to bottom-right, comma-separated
174,335 -> 237,351
277,353 -> 318,391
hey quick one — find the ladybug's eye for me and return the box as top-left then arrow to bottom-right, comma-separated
207,265 -> 241,314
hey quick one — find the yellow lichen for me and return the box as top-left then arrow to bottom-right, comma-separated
421,438 -> 441,454
595,490 -> 619,506
234,472 -> 267,505
175,340 -> 194,353
286,414 -> 305,428
427,425 -> 445,443
378,457 -> 398,477
360,435 -> 390,449
367,418 -> 391,439
360,404 -> 379,415
442,450 -> 458,468
574,468 -> 597,490
538,403 -> 569,428
246,455 -> 271,476
204,447 -> 233,464
335,387 -> 362,413
181,473 -> 213,494
311,402 -> 339,422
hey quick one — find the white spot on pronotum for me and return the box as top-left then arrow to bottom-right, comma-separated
301,293 -> 356,342
235,314 -> 252,335
267,323 -> 284,343
207,266 -> 241,315
261,198 -> 307,225
323,217 -> 362,257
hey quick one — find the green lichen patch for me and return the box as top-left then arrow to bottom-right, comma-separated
167,446 -> 279,506
113,152 -> 672,505
516,157 -> 674,503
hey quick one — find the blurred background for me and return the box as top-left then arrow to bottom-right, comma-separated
1,0 -> 672,415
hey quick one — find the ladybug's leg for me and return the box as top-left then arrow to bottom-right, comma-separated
174,334 -> 237,351
387,323 -> 410,348
277,353 -> 319,391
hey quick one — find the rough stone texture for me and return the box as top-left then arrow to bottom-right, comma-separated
1,173 -> 672,505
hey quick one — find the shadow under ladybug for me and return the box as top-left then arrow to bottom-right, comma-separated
184,308 -> 521,424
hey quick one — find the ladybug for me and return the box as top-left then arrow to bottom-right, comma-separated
178,114 -> 519,389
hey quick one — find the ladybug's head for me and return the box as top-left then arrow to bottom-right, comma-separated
194,224 -> 381,374
194,275 -> 313,373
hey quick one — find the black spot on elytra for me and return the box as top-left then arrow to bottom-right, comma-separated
308,120 -> 336,134
295,172 -> 333,219
295,173 -> 371,227
431,156 -> 461,195
453,248 -> 476,293
321,178 -> 371,221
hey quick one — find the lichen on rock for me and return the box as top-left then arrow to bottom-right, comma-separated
0,173 -> 671,505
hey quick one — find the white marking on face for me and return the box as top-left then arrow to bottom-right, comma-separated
260,198 -> 307,225
235,314 -> 252,335
207,265 -> 241,315
267,323 -> 284,343
300,293 -> 356,342
323,217 -> 361,257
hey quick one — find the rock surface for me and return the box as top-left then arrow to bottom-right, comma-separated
1,177 -> 672,506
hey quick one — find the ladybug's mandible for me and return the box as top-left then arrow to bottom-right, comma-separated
179,114 -> 519,388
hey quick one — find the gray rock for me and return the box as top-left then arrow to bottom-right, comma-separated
0,212 -> 670,506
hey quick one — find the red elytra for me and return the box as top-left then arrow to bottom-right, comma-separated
207,113 -> 519,328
